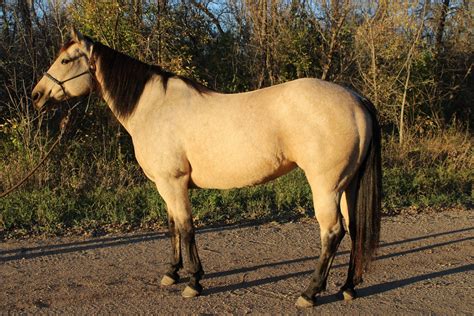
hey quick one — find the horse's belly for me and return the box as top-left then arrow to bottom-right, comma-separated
188,154 -> 297,189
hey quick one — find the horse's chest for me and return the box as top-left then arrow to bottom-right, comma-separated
133,146 -> 156,181
132,131 -> 189,182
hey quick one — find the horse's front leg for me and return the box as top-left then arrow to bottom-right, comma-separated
160,216 -> 183,286
156,176 -> 204,297
180,217 -> 204,297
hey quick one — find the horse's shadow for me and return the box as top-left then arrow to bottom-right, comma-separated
0,231 -> 167,261
0,218 -> 278,262
202,227 -> 473,301
1,223 -> 472,302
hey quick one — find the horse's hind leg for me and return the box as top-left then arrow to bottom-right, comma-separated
339,181 -> 358,300
296,188 -> 345,308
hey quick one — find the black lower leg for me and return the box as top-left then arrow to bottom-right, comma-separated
165,218 -> 182,281
301,253 -> 335,301
302,228 -> 345,301
182,226 -> 204,293
342,248 -> 356,290
340,243 -> 358,299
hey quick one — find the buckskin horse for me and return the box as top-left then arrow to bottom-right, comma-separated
32,28 -> 382,308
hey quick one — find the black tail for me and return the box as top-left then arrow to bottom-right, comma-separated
352,97 -> 382,284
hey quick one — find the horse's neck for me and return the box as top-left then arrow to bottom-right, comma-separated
94,61 -> 133,133
96,77 -> 131,131
94,60 -> 165,135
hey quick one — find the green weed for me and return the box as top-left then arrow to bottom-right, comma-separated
1,119 -> 472,237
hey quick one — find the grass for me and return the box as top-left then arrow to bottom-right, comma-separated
382,128 -> 473,212
0,170 -> 313,237
1,109 -> 472,238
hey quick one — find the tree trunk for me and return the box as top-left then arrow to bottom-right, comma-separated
320,0 -> 348,81
1,0 -> 10,45
435,0 -> 450,57
133,0 -> 143,29
17,0 -> 33,49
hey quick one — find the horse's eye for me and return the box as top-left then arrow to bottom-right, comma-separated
61,58 -> 70,65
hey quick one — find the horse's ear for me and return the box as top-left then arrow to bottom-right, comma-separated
71,27 -> 85,43
71,27 -> 93,57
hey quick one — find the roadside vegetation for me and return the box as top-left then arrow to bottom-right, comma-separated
1,1 -> 472,237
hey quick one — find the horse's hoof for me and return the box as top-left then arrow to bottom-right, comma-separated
295,295 -> 315,308
160,274 -> 177,286
181,285 -> 201,298
341,288 -> 357,301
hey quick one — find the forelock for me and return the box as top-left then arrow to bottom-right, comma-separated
60,40 -> 76,54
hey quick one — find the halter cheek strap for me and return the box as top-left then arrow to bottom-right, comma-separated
44,50 -> 97,96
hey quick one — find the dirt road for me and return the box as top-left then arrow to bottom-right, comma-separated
1,208 -> 473,314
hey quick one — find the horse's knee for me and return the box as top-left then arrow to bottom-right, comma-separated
179,223 -> 195,242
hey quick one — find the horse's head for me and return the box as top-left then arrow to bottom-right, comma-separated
32,28 -> 95,110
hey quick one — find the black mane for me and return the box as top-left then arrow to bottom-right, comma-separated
92,42 -> 211,119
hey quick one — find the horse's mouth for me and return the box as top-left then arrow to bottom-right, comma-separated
44,102 -> 60,112
34,97 -> 62,113
34,88 -> 71,112
36,95 -> 84,114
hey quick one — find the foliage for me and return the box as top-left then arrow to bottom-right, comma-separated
0,0 -> 472,237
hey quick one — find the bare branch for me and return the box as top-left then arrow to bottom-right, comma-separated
189,0 -> 225,36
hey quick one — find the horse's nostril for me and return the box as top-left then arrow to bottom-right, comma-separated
32,92 -> 42,102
